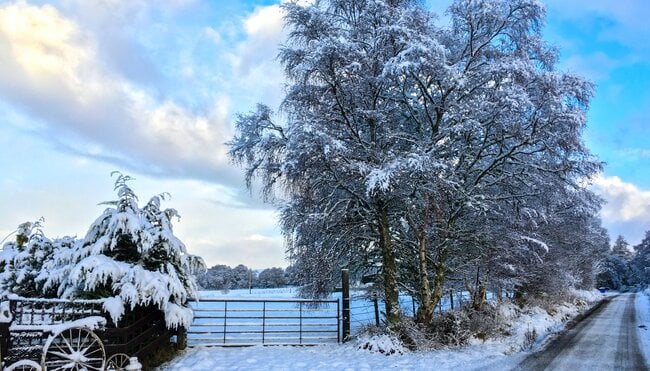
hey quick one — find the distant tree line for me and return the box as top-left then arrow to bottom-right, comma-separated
195,264 -> 299,290
597,232 -> 650,290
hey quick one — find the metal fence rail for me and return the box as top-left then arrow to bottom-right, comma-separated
187,298 -> 340,346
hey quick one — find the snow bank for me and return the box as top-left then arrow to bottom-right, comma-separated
355,333 -> 407,355
158,342 -> 522,371
487,289 -> 602,354
636,289 -> 650,365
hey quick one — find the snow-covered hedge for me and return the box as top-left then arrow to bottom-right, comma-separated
0,173 -> 205,329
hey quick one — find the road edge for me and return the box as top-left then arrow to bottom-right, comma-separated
534,294 -> 613,351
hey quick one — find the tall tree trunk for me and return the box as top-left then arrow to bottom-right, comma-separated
415,234 -> 434,323
429,249 -> 447,314
378,203 -> 400,326
410,196 -> 449,324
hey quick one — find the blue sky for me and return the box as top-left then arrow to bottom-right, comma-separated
0,0 -> 649,268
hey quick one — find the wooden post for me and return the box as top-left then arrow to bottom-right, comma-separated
449,290 -> 454,311
176,327 -> 188,350
249,269 -> 253,294
342,269 -> 350,341
373,293 -> 380,327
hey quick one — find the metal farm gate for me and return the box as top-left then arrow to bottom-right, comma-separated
187,298 -> 341,346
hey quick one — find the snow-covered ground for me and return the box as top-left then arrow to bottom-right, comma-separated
159,289 -> 605,370
636,289 -> 650,363
159,341 -> 524,371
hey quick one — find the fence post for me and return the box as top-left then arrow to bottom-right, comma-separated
449,290 -> 454,311
177,327 -> 188,350
223,301 -> 228,344
299,301 -> 303,345
342,269 -> 350,342
373,293 -> 380,327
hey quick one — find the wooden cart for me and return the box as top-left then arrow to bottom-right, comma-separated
0,297 -> 173,370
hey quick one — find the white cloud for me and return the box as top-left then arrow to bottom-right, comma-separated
227,4 -> 286,108
243,4 -> 284,37
231,3 -> 284,76
0,1 -> 236,183
158,179 -> 285,268
592,175 -> 650,245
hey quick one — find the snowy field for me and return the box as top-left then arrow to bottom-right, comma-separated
193,288 -> 422,336
193,288 -> 486,335
159,289 -> 605,370
159,341 -> 526,371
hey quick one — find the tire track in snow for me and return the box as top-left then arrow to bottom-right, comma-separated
517,293 -> 647,371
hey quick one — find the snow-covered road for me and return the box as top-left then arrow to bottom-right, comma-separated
518,293 -> 648,371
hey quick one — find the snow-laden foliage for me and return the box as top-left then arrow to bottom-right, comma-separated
229,0 -> 606,326
632,231 -> 650,285
0,219 -> 54,298
0,174 -> 205,329
597,234 -> 645,290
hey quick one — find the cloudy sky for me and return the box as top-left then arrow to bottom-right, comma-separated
0,0 -> 649,269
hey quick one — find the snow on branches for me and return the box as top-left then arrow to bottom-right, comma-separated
230,0 -> 607,325
0,173 -> 205,329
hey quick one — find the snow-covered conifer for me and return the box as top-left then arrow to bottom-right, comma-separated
0,219 -> 53,297
0,173 -> 205,329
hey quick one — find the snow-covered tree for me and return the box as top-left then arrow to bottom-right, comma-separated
596,235 -> 643,290
56,173 -> 205,328
196,264 -> 258,290
231,264 -> 255,289
257,267 -> 287,288
0,219 -> 53,297
1,174 -> 205,329
230,0 -> 601,325
612,235 -> 633,260
633,231 -> 650,284
197,264 -> 233,290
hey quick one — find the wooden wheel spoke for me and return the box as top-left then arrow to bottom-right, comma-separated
77,328 -> 83,349
80,330 -> 92,347
51,342 -> 69,357
43,327 -> 105,371
82,346 -> 103,357
45,358 -> 73,364
61,330 -> 75,353
47,359 -> 75,370
107,353 -> 130,370
48,350 -> 76,360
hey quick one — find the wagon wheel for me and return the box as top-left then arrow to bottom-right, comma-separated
6,359 -> 43,371
41,327 -> 106,371
106,353 -> 130,370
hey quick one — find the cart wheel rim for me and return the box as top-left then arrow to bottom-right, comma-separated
41,327 -> 106,371
6,359 -> 43,371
